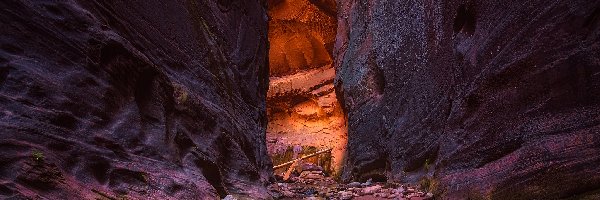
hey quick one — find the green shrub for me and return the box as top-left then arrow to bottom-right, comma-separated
424,158 -> 431,171
173,84 -> 189,104
419,176 -> 438,193
32,150 -> 44,162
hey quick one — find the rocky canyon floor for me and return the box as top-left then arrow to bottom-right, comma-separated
261,163 -> 432,200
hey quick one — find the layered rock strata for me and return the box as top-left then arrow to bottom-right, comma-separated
266,0 -> 347,175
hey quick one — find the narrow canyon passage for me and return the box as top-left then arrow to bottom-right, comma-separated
265,0 -> 347,176
1,0 -> 599,199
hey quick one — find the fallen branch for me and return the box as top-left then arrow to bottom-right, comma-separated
283,160 -> 300,181
273,148 -> 332,170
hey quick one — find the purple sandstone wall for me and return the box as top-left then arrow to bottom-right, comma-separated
334,0 -> 600,198
0,0 -> 271,199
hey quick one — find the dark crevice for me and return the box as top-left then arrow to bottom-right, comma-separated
0,67 -> 10,87
193,152 -> 228,198
0,184 -> 14,196
404,146 -> 439,172
108,168 -> 148,190
216,0 -> 236,12
583,7 -> 600,29
368,51 -> 385,96
373,67 -> 386,95
308,0 -> 337,17
93,137 -> 130,160
453,4 -> 477,35
48,111 -> 78,130
174,130 -> 195,161
334,79 -> 348,114
353,156 -> 390,182
43,4 -> 63,16
475,139 -> 522,168
88,156 -> 111,184
134,69 -> 160,121
267,0 -> 285,10
1,44 -> 24,55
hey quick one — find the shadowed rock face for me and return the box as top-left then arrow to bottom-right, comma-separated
335,0 -> 600,199
0,0 -> 271,199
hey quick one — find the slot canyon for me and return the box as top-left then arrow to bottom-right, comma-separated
265,0 -> 347,177
0,0 -> 599,200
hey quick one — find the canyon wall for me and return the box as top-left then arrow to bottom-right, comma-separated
266,0 -> 347,174
0,0 -> 271,199
335,0 -> 600,199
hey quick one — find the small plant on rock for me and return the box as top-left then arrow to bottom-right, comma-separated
419,175 -> 438,193
31,150 -> 44,163
140,173 -> 149,183
424,158 -> 431,171
173,84 -> 189,105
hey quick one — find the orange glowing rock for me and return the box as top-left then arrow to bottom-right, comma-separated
268,0 -> 337,77
266,0 -> 345,174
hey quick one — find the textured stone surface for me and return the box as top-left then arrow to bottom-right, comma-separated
268,0 -> 337,77
0,0 -> 271,199
266,0 -> 347,175
334,0 -> 600,199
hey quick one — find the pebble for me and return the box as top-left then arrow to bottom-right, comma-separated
361,178 -> 373,187
362,185 -> 382,194
339,191 -> 354,199
396,187 -> 405,194
222,195 -> 237,200
347,181 -> 362,188
378,192 -> 389,198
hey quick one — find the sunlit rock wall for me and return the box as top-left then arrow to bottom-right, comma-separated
266,0 -> 347,174
268,0 -> 337,77
335,0 -> 600,199
0,0 -> 271,199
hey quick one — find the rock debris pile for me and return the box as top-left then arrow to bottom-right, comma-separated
264,163 -> 432,200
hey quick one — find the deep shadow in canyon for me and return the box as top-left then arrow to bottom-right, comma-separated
0,0 -> 271,199
0,0 -> 599,199
335,0 -> 600,199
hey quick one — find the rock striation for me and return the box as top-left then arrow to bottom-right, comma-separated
334,0 -> 600,199
0,0 -> 271,199
265,0 -> 347,175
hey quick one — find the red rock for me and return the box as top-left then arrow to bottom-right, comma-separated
362,185 -> 382,195
300,163 -> 324,172
339,191 -> 354,199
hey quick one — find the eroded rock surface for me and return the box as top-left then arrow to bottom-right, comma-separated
268,0 -> 337,77
266,0 -> 347,174
334,0 -> 600,199
0,0 -> 271,199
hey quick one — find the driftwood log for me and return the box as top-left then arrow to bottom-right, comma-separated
274,148 -> 332,180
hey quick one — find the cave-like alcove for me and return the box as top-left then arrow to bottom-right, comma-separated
265,0 -> 347,177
